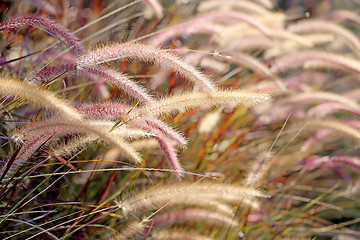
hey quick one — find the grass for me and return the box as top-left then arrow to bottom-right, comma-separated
0,0 -> 360,239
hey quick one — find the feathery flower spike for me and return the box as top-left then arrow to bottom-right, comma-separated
149,11 -> 272,45
288,20 -> 360,56
78,43 -> 217,91
130,90 -> 271,121
117,182 -> 268,217
30,64 -> 152,103
198,0 -> 269,15
12,117 -> 143,163
78,103 -> 187,147
0,78 -> 82,120
0,16 -> 85,55
271,51 -> 360,74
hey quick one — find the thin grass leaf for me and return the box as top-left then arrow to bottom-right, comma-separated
110,100 -> 140,132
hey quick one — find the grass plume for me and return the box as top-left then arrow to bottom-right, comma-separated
0,77 -> 82,120
1,1 -> 359,239
0,16 -> 85,55
77,42 -> 217,91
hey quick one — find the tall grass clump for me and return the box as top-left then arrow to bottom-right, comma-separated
0,0 -> 360,239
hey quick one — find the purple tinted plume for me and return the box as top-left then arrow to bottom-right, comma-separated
0,16 -> 85,55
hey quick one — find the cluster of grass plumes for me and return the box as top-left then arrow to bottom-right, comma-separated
0,0 -> 360,239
